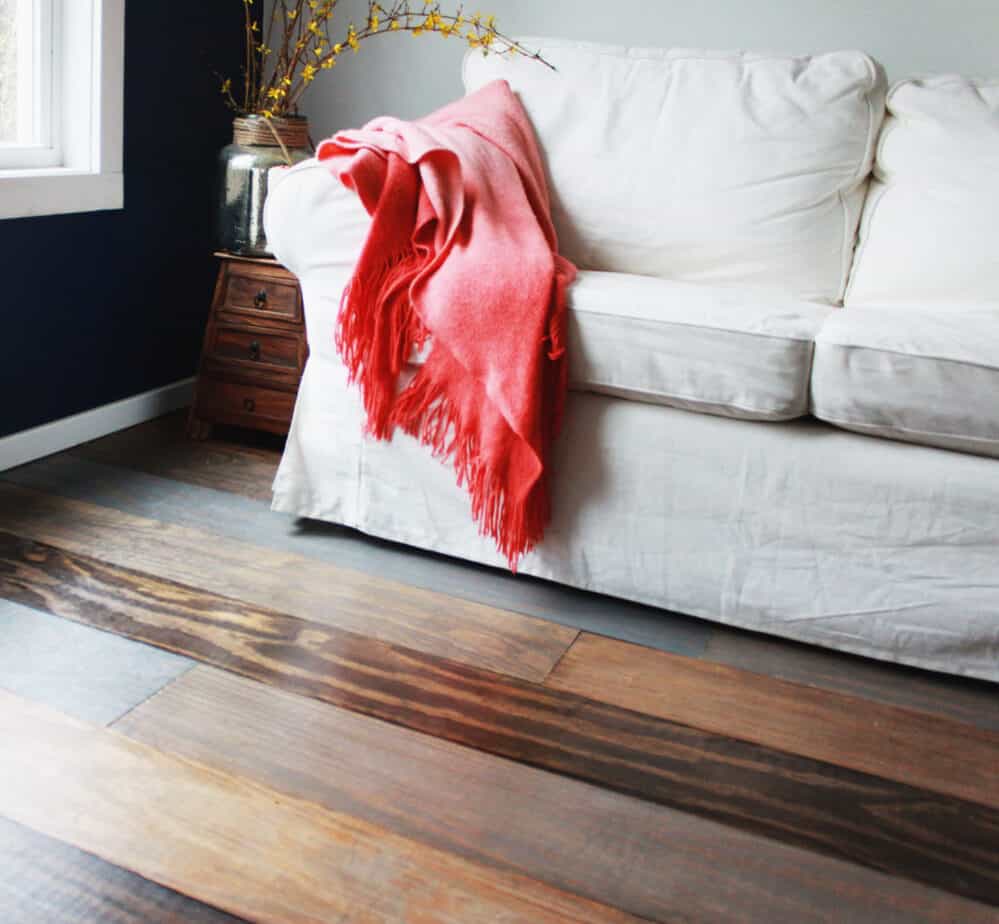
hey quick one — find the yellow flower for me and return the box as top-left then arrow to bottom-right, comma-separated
333,42 -> 343,54
390,18 -> 400,30
321,58 -> 335,69
370,15 -> 379,29
302,63 -> 318,83
287,8 -> 297,19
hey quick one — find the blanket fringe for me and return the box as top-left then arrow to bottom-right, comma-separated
336,247 -> 428,439
389,360 -> 549,571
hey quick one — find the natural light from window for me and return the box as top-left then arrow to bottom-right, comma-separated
0,0 -> 123,220
0,0 -> 20,143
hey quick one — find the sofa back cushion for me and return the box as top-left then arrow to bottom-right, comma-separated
463,39 -> 885,303
845,76 -> 999,306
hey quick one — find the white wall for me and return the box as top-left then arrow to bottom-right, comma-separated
299,0 -> 999,138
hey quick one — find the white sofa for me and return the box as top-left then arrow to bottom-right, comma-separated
264,39 -> 999,682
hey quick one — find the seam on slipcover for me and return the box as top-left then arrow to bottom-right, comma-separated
576,379 -> 801,419
814,412 -> 999,450
817,339 -> 999,374
572,309 -> 822,343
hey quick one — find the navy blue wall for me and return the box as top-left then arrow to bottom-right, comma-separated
0,5 -> 243,438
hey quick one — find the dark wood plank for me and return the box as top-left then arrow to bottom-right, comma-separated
2,529 -> 998,907
703,627 -> 999,733
0,690 -> 639,924
0,814 -> 246,923
71,412 -> 281,501
546,633 -> 999,808
115,665 -> 998,924
0,482 -> 577,682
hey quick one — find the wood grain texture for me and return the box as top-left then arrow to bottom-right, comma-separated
704,627 -> 999,733
0,690 -> 639,924
546,633 -> 999,810
0,815 -> 246,923
0,482 -> 576,682
2,530 -> 998,906
115,665 -> 998,924
71,412 -> 282,502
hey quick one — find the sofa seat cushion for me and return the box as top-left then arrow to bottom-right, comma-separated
811,306 -> 999,457
566,271 -> 831,421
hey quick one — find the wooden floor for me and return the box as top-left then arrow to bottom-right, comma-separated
1,412 -> 998,923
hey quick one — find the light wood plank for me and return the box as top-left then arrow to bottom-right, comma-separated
0,814 -> 246,923
3,528 -> 999,906
0,689 -> 641,924
703,627 -> 999,733
0,482 -> 576,682
547,633 -> 999,810
115,665 -> 999,924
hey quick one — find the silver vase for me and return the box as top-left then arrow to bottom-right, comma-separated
216,115 -> 312,258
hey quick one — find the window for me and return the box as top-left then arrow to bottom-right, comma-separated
0,0 -> 123,219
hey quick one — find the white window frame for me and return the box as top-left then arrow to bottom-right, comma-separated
0,0 -> 124,219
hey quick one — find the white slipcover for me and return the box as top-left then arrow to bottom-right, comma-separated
811,305 -> 999,458
274,353 -> 999,683
846,76 -> 999,305
465,40 -> 887,303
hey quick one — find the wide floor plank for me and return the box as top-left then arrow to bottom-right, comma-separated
704,628 -> 999,733
2,529 -> 998,906
546,633 -> 999,810
114,665 -> 996,924
0,482 -> 576,682
0,690 -> 640,924
71,412 -> 281,502
0,814 -> 246,923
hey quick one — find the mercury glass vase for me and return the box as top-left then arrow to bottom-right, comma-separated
216,115 -> 312,257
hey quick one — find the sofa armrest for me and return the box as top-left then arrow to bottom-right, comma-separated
263,158 -> 371,281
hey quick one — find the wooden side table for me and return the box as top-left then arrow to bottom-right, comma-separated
188,253 -> 307,440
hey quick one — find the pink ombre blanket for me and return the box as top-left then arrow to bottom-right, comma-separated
316,79 -> 576,569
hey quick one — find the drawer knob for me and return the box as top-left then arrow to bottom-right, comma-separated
243,398 -> 256,412
249,340 -> 261,361
253,289 -> 268,308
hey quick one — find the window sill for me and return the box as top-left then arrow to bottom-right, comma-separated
0,168 -> 124,220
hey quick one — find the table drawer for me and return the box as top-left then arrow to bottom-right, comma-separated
197,379 -> 297,434
208,324 -> 302,372
223,268 -> 300,322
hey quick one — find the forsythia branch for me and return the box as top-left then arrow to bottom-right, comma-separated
223,0 -> 552,119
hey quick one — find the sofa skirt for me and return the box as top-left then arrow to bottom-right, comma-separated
273,347 -> 999,683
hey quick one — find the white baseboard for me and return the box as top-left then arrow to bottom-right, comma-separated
0,377 -> 196,473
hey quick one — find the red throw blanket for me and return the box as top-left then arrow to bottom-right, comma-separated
317,80 -> 576,570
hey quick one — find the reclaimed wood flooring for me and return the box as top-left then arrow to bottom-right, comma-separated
0,410 -> 997,923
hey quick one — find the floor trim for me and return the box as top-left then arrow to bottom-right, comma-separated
0,378 -> 195,472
